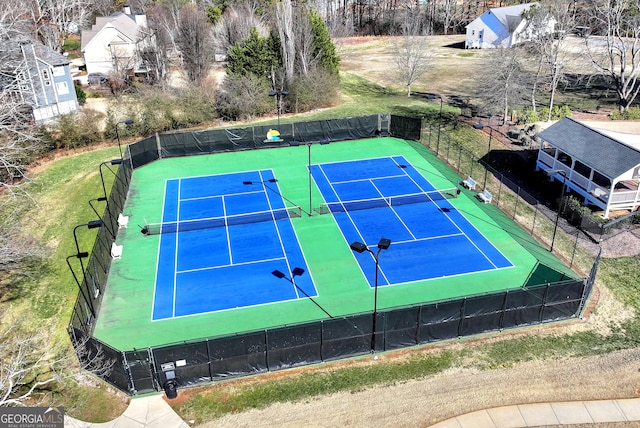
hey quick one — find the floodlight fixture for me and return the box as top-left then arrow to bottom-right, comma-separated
349,238 -> 391,353
115,119 -> 134,159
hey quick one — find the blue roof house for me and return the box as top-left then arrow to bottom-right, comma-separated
465,3 -> 555,49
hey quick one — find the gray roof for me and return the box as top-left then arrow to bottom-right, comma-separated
31,42 -> 69,66
537,117 -> 640,180
490,2 -> 537,29
81,12 -> 140,51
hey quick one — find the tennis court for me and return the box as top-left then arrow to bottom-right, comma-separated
93,137 -> 576,350
311,155 -> 513,286
151,169 -> 313,319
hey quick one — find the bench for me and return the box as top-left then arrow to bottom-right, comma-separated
476,189 -> 492,204
462,176 -> 477,190
118,213 -> 129,229
111,242 -> 123,259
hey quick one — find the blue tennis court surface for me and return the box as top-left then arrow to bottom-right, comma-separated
152,170 -> 314,320
311,156 -> 513,287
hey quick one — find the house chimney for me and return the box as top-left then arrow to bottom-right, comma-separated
134,14 -> 148,28
123,5 -> 131,14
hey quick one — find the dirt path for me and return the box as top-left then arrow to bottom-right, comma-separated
196,347 -> 640,427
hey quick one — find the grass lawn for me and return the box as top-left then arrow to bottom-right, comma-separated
3,35 -> 638,423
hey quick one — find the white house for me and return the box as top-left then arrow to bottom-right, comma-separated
465,3 -> 554,49
536,117 -> 640,219
81,6 -> 154,78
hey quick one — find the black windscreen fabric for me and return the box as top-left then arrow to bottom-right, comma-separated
419,320 -> 460,343
129,136 -> 159,168
292,119 -> 327,143
322,115 -> 379,141
462,294 -> 505,317
321,315 -> 371,360
420,301 -> 462,324
73,332 -> 130,393
505,288 -> 543,309
208,333 -> 267,378
124,350 -> 156,393
384,308 -> 419,350
266,323 -> 322,370
502,307 -> 541,328
460,313 -> 502,336
154,342 -> 210,386
390,115 -> 422,141
541,301 -> 581,321
418,302 -> 463,343
545,280 -> 584,303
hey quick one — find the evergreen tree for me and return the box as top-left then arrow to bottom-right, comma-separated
227,28 -> 281,78
309,10 -> 340,75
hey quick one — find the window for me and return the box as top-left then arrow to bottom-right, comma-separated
56,81 -> 69,95
42,69 -> 51,86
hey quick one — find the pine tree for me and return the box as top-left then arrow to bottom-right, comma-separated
309,10 -> 340,75
227,28 -> 281,78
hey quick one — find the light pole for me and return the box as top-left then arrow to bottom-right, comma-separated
473,123 -> 494,188
115,119 -> 134,159
89,197 -> 115,238
269,90 -> 289,129
427,94 -> 443,151
546,169 -> 568,252
99,158 -> 124,226
66,253 -> 96,319
272,267 -> 333,318
350,238 -> 391,353
290,140 -> 330,216
73,220 -> 103,292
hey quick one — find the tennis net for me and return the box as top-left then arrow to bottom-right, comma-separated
318,188 -> 459,214
142,206 -> 302,235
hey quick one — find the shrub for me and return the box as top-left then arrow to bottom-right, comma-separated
52,111 -> 103,149
516,109 -> 541,124
74,83 -> 86,105
215,74 -> 272,120
538,105 -> 572,121
610,106 -> 640,120
105,85 -> 217,137
288,69 -> 339,113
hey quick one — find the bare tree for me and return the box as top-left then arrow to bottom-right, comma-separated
213,3 -> 267,53
177,3 -> 214,83
293,5 -> 316,77
147,0 -> 192,64
1,318 -> 114,407
394,9 -> 431,97
587,0 -> 640,112
436,0 -> 459,35
475,47 -> 528,125
0,20 -> 44,191
523,0 -> 575,120
25,0 -> 91,52
275,0 -> 296,84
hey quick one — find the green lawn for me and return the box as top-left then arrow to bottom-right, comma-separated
5,65 -> 639,423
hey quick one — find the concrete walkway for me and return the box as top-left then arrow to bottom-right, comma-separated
429,397 -> 640,428
62,394 -> 640,427
64,394 -> 190,428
